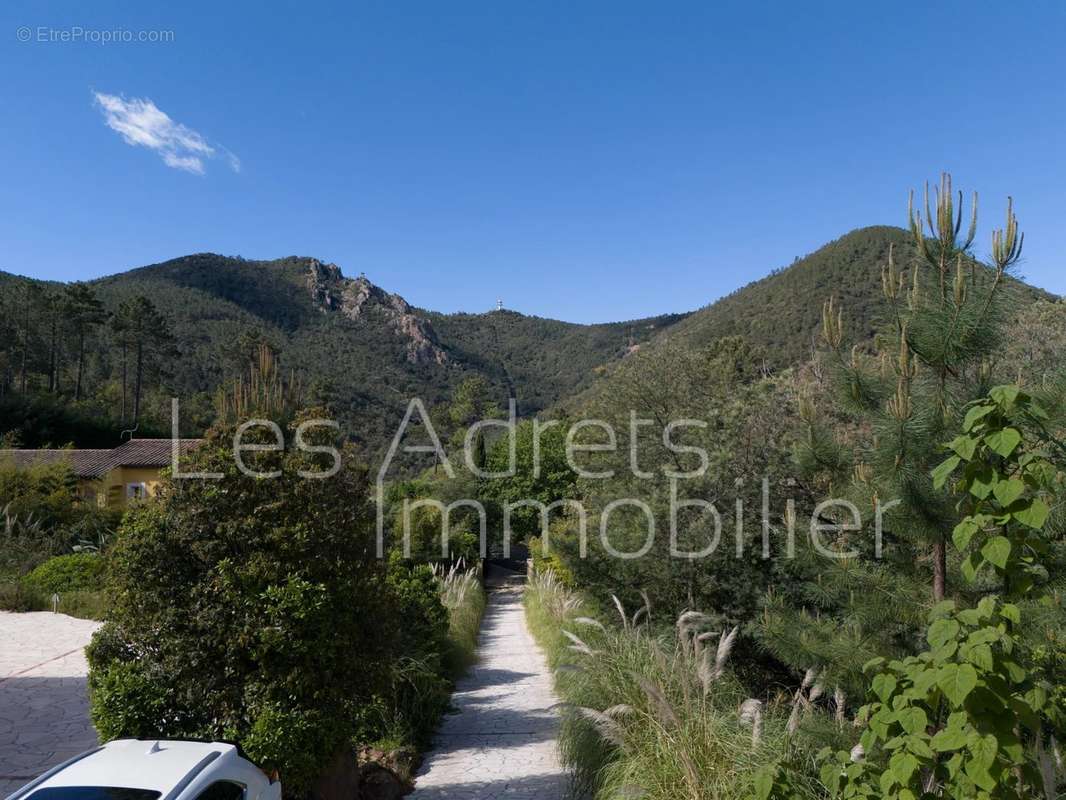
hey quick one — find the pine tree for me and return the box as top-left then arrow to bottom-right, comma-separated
761,174 -> 1027,695
43,290 -> 63,393
113,296 -> 174,428
63,283 -> 107,402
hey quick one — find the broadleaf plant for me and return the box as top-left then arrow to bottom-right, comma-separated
932,385 -> 1056,598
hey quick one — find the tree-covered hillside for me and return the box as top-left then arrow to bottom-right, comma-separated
1,227 -> 1055,453
657,226 -> 1053,368
427,309 -> 686,412
0,253 -> 688,452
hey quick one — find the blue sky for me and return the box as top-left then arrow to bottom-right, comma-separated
2,1 -> 1063,323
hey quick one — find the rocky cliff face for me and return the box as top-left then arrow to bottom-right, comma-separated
305,260 -> 447,365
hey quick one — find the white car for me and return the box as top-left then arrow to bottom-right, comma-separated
5,740 -> 281,800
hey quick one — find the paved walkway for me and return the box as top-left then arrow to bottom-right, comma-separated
410,572 -> 569,800
0,612 -> 102,795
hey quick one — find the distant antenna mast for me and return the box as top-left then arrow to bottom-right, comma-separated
496,299 -> 504,312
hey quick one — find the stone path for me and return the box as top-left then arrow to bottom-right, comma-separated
0,612 -> 102,795
410,572 -> 570,800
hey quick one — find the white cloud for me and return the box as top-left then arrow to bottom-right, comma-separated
92,91 -> 240,175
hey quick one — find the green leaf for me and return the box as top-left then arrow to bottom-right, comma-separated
932,455 -> 961,489
980,536 -> 1011,570
969,467 -> 996,500
863,656 -> 887,673
952,518 -> 979,551
964,759 -> 996,792
968,732 -> 999,772
872,673 -> 898,703
992,478 -> 1025,507
931,726 -> 967,751
1000,604 -> 1021,625
938,663 -> 978,706
984,427 -> 1022,458
989,384 -> 1020,410
897,706 -> 928,735
1003,660 -> 1027,683
930,599 -> 957,619
962,402 -> 995,431
1025,685 -> 1048,711
1014,497 -> 1050,530
976,596 -> 996,618
948,434 -> 978,460
966,643 -> 993,672
932,640 -> 959,661
910,667 -> 939,697
889,752 -> 919,785
752,768 -> 773,800
927,618 -> 960,648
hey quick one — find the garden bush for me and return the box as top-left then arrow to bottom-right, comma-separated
359,558 -> 487,750
87,411 -> 405,794
22,553 -> 103,594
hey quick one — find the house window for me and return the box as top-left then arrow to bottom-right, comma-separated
126,482 -> 147,500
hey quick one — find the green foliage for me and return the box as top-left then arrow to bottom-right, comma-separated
0,255 -> 689,453
481,419 -> 578,544
356,559 -> 486,750
429,309 -> 688,416
0,457 -> 121,579
763,177 -> 1039,698
86,413 -> 400,792
0,579 -> 108,620
933,386 -> 1060,596
821,599 -> 1057,799
633,226 -> 1049,375
385,477 -> 484,561
22,553 -> 103,594
551,337 -> 800,646
774,383 -> 1066,800
0,580 -> 51,612
1000,300 -> 1066,385
373,558 -> 452,745
0,393 -> 153,448
0,457 -> 81,530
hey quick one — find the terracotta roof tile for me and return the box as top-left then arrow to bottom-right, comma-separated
109,439 -> 203,468
0,439 -> 204,479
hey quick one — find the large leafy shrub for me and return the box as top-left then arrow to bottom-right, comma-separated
87,412 -> 402,793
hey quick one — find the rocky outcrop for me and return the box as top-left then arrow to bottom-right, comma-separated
306,260 -> 447,365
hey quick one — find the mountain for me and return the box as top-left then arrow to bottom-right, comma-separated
0,254 -> 688,451
637,226 -> 1054,368
1,226 -> 1055,452
559,226 -> 1057,413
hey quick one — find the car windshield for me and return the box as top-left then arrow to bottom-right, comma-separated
26,789 -> 162,800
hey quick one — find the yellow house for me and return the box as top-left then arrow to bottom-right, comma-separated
0,439 -> 203,509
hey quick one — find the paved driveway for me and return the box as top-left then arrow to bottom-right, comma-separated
409,574 -> 570,800
0,612 -> 101,795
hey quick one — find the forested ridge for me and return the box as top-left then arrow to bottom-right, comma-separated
616,225 -> 1052,371
0,253 -> 687,452
0,224 -> 1055,456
